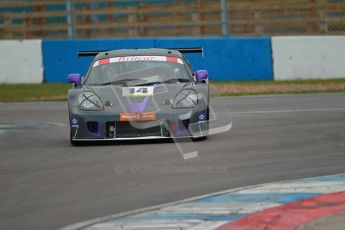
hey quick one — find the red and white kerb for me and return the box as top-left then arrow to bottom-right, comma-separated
93,56 -> 184,67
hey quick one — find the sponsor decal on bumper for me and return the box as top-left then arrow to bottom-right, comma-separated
120,112 -> 157,121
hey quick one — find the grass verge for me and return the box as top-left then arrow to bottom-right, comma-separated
0,83 -> 70,102
0,79 -> 345,102
210,79 -> 345,96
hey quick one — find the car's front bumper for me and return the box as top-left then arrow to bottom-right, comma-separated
69,106 -> 208,141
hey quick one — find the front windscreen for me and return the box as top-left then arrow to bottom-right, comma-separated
85,56 -> 192,86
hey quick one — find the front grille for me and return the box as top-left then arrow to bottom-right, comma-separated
182,119 -> 190,129
106,121 -> 116,138
115,121 -> 168,138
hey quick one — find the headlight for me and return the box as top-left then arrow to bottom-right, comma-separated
78,92 -> 104,111
173,89 -> 198,108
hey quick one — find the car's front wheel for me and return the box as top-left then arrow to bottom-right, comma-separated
70,129 -> 83,146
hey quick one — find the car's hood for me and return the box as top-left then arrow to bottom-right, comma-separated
82,83 -> 193,113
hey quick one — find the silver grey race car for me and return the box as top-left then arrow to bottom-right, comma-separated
67,48 -> 209,145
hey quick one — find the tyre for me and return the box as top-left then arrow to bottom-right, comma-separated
70,129 -> 83,146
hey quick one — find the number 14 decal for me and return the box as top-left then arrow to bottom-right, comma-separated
123,87 -> 154,97
130,87 -> 148,94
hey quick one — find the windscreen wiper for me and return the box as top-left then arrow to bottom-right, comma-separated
164,78 -> 190,83
101,79 -> 145,86
136,78 -> 190,86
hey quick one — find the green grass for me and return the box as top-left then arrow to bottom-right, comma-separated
218,89 -> 345,97
0,79 -> 345,102
210,78 -> 345,96
0,83 -> 70,102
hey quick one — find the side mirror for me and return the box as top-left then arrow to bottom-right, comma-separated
195,70 -> 208,82
68,73 -> 81,85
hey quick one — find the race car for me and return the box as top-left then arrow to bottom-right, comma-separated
68,48 -> 209,145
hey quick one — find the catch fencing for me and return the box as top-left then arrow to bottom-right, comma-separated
1,0 -> 345,39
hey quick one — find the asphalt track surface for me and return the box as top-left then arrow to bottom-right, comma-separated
1,93 -> 345,230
